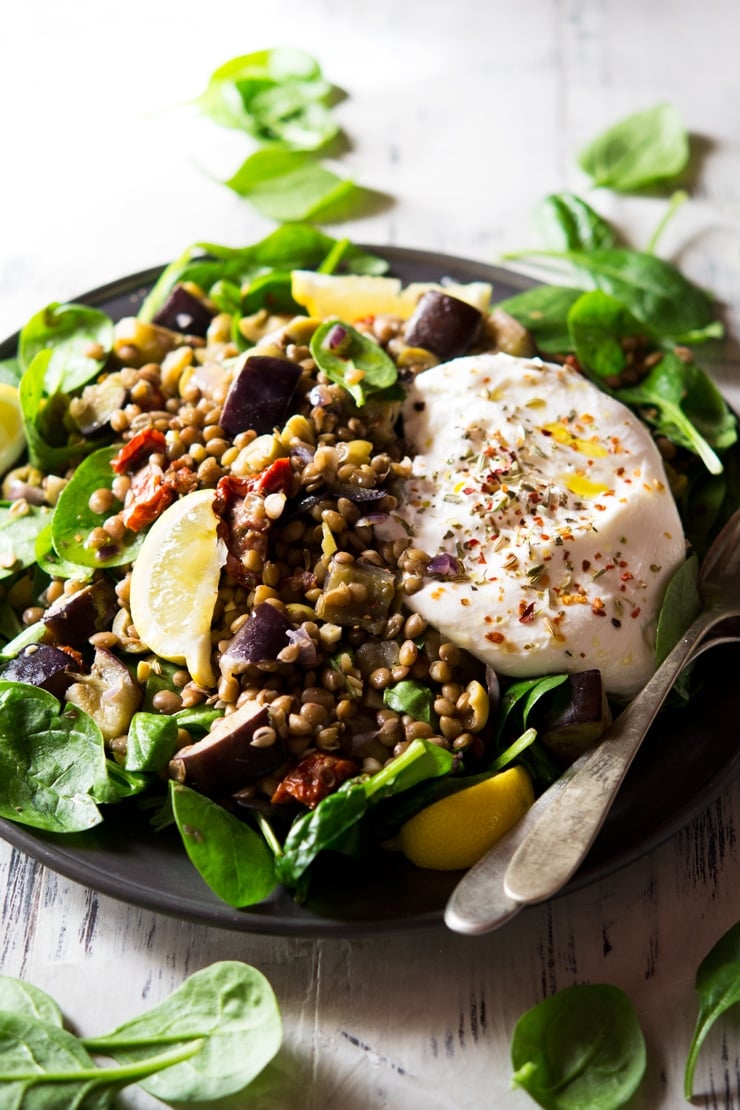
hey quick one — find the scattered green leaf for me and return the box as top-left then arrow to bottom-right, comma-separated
578,103 -> 689,191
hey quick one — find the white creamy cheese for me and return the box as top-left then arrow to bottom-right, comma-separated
389,352 -> 686,697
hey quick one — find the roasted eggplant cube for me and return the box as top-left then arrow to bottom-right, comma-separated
534,669 -> 612,763
170,700 -> 286,795
42,579 -> 118,647
315,557 -> 396,635
220,355 -> 302,438
0,644 -> 81,699
152,285 -> 214,337
220,602 -> 293,678
403,290 -> 483,361
65,647 -> 142,741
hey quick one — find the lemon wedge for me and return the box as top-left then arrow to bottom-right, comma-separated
129,489 -> 226,687
290,271 -> 492,322
0,383 -> 25,476
291,271 -> 404,320
398,765 -> 534,870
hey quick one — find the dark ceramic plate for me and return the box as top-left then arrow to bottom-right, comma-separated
1,246 -> 739,938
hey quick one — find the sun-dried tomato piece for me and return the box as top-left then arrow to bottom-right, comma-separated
271,752 -> 359,808
252,457 -> 294,496
120,465 -> 175,531
111,428 -> 167,474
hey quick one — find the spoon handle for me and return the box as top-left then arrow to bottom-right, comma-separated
502,611 -> 717,906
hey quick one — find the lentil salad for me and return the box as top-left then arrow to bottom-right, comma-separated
0,225 -> 736,909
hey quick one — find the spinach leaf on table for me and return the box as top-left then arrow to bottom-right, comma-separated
0,976 -> 64,1027
170,782 -> 277,907
19,302 -> 113,395
510,983 -> 646,1109
685,922 -> 740,1098
0,681 -> 112,833
226,147 -> 364,222
194,48 -> 336,149
83,961 -> 283,1105
578,102 -> 690,192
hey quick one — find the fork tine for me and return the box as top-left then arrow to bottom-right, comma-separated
699,507 -> 740,585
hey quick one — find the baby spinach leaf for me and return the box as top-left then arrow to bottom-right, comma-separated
34,522 -> 94,582
170,782 -> 277,907
0,976 -> 64,1027
511,983 -> 646,1109
0,502 -> 53,581
383,679 -> 435,725
138,226 -> 387,322
578,102 -> 690,191
51,445 -> 144,569
617,352 -> 735,474
504,248 -> 716,341
363,737 -> 455,801
567,290 -> 644,380
19,351 -> 90,472
276,782 -> 368,886
125,712 -> 179,772
496,674 -> 568,743
0,357 -> 21,386
685,922 -> 740,1099
0,681 -> 108,832
0,1010 -> 204,1107
19,302 -> 113,395
241,270 -> 298,315
83,961 -> 282,1105
311,319 -> 398,405
495,285 -> 582,354
655,555 -> 701,667
226,148 -> 361,222
0,599 -> 22,646
277,739 -> 455,884
195,48 -> 335,149
532,193 -> 616,252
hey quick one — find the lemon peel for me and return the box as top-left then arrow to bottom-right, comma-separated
129,489 -> 226,687
398,765 -> 534,871
0,383 -> 25,476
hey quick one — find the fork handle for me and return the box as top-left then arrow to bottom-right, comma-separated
502,611 -> 719,905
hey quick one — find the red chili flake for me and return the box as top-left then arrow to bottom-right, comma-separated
519,601 -> 536,624
463,486 -> 475,495
592,607 -> 607,617
620,571 -> 634,582
485,631 -> 505,644
582,560 -> 591,571
631,607 -> 641,619
111,428 -> 167,474
619,560 -> 628,567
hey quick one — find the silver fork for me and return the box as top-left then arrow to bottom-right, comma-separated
445,507 -> 740,935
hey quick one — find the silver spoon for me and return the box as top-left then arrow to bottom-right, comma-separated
445,507 -> 740,934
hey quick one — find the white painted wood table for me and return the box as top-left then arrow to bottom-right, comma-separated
1,1 -> 740,1106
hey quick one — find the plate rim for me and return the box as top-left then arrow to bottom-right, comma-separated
1,243 -> 738,937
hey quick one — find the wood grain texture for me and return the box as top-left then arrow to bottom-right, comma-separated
1,1 -> 740,1106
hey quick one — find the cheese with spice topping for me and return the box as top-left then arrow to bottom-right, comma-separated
389,352 -> 686,697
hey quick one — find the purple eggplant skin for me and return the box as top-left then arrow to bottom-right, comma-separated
534,669 -> 612,764
152,285 -> 214,338
220,355 -> 302,438
0,644 -> 82,699
42,579 -> 118,648
170,700 -> 286,795
220,602 -> 293,676
403,290 -> 483,361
